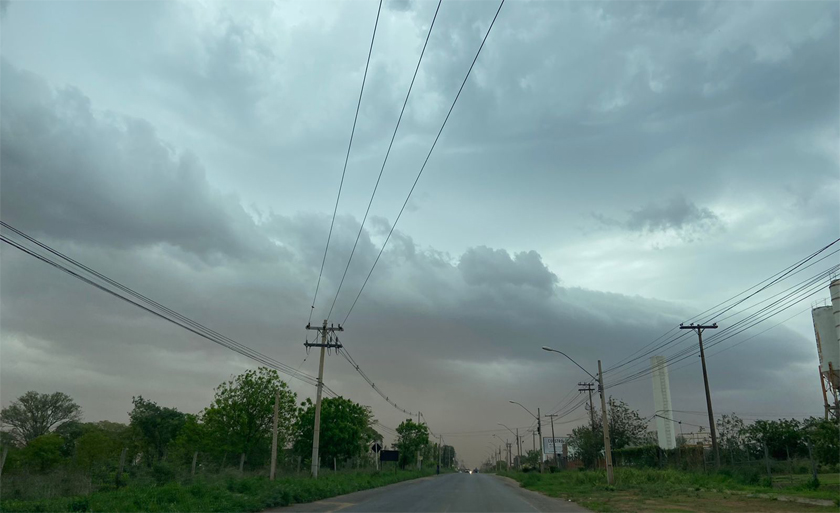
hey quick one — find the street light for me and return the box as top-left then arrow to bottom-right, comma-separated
509,401 -> 543,473
541,346 -> 614,485
541,346 -> 598,381
498,423 -> 523,469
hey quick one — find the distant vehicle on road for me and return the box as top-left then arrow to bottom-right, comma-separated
473,468 -> 479,474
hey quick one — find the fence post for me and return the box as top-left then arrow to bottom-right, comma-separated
334,458 -> 337,473
297,456 -> 302,474
0,447 -> 8,478
116,447 -> 128,488
806,440 -> 818,483
191,451 -> 198,477
239,453 -> 246,473
763,443 -> 772,486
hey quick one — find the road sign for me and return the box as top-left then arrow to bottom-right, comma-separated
371,442 -> 383,453
379,450 -> 399,462
543,437 -> 566,455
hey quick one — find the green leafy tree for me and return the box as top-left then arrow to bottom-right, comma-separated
169,414 -> 213,464
567,398 -> 648,468
0,391 -> 82,445
716,413 -> 746,451
129,396 -> 186,464
442,445 -> 456,467
802,416 -> 839,465
395,419 -> 429,469
293,397 -> 374,468
75,421 -> 129,470
744,418 -> 803,459
20,433 -> 64,471
203,367 -> 297,467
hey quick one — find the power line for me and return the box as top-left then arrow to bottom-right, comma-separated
338,344 -> 416,416
326,0 -> 444,322
602,246 -> 840,386
0,224 -> 336,396
308,0 -> 384,325
603,239 -> 840,376
341,0 -> 506,325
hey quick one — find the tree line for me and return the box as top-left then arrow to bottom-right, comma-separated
0,367 -> 453,480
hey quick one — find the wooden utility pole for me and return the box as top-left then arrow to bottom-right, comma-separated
116,447 -> 127,487
598,360 -> 615,485
537,407 -> 543,473
305,320 -> 343,478
191,452 -> 198,477
270,390 -> 280,481
579,382 -> 597,430
680,323 -> 720,469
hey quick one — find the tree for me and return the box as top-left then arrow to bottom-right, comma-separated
442,445 -> 456,467
395,419 -> 429,469
20,433 -> 64,471
716,413 -> 746,451
129,396 -> 186,464
293,397 -> 374,468
75,422 -> 130,470
202,367 -> 297,467
744,418 -> 803,460
0,391 -> 82,445
802,416 -> 839,466
567,398 -> 648,468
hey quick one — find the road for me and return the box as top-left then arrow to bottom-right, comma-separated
272,472 -> 588,512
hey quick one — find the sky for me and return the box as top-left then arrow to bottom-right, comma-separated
1,0 -> 838,468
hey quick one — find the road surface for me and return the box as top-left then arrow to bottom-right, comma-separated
272,472 -> 588,512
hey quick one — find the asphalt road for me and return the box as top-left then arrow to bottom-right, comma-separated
272,472 -> 589,512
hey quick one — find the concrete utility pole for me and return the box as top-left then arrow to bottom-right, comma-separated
598,360 -> 615,485
270,391 -> 279,481
680,323 -> 720,469
537,407 -> 543,473
516,428 -> 522,469
546,414 -> 559,465
305,320 -> 344,478
579,382 -> 597,430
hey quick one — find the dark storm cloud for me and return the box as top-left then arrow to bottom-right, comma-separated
593,196 -> 722,238
458,246 -> 558,295
0,60 -> 275,263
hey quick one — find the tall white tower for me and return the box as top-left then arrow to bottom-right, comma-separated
651,356 -> 677,449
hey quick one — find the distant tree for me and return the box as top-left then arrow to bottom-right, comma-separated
442,445 -> 456,467
801,417 -> 839,465
129,396 -> 186,464
0,391 -> 82,445
293,397 -> 373,467
716,413 -> 746,451
75,422 -> 130,470
20,433 -> 64,471
203,368 -> 297,467
743,418 -> 803,459
395,419 -> 429,469
567,398 -> 648,468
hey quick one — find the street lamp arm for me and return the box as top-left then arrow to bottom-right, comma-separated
509,400 -> 538,420
497,423 -> 517,437
541,346 -> 599,381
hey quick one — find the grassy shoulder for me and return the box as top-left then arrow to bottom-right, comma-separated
0,469 -> 440,512
499,468 -> 840,513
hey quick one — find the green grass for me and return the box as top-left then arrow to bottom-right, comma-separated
500,468 -> 840,512
0,469 -> 437,512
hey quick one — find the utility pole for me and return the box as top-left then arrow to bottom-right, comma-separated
537,407 -> 543,473
680,323 -> 720,469
515,428 -> 522,470
545,414 -> 558,465
598,360 -> 615,485
270,390 -> 279,481
579,382 -> 597,430
305,320 -> 343,478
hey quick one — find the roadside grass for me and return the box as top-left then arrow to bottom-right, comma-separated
0,469 -> 437,512
500,468 -> 840,513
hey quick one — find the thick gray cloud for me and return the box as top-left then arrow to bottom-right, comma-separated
593,196 -> 722,240
1,0 -> 837,466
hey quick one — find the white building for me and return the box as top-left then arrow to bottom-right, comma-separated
650,355 -> 676,449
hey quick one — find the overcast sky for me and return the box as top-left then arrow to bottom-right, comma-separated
1,0 -> 838,467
